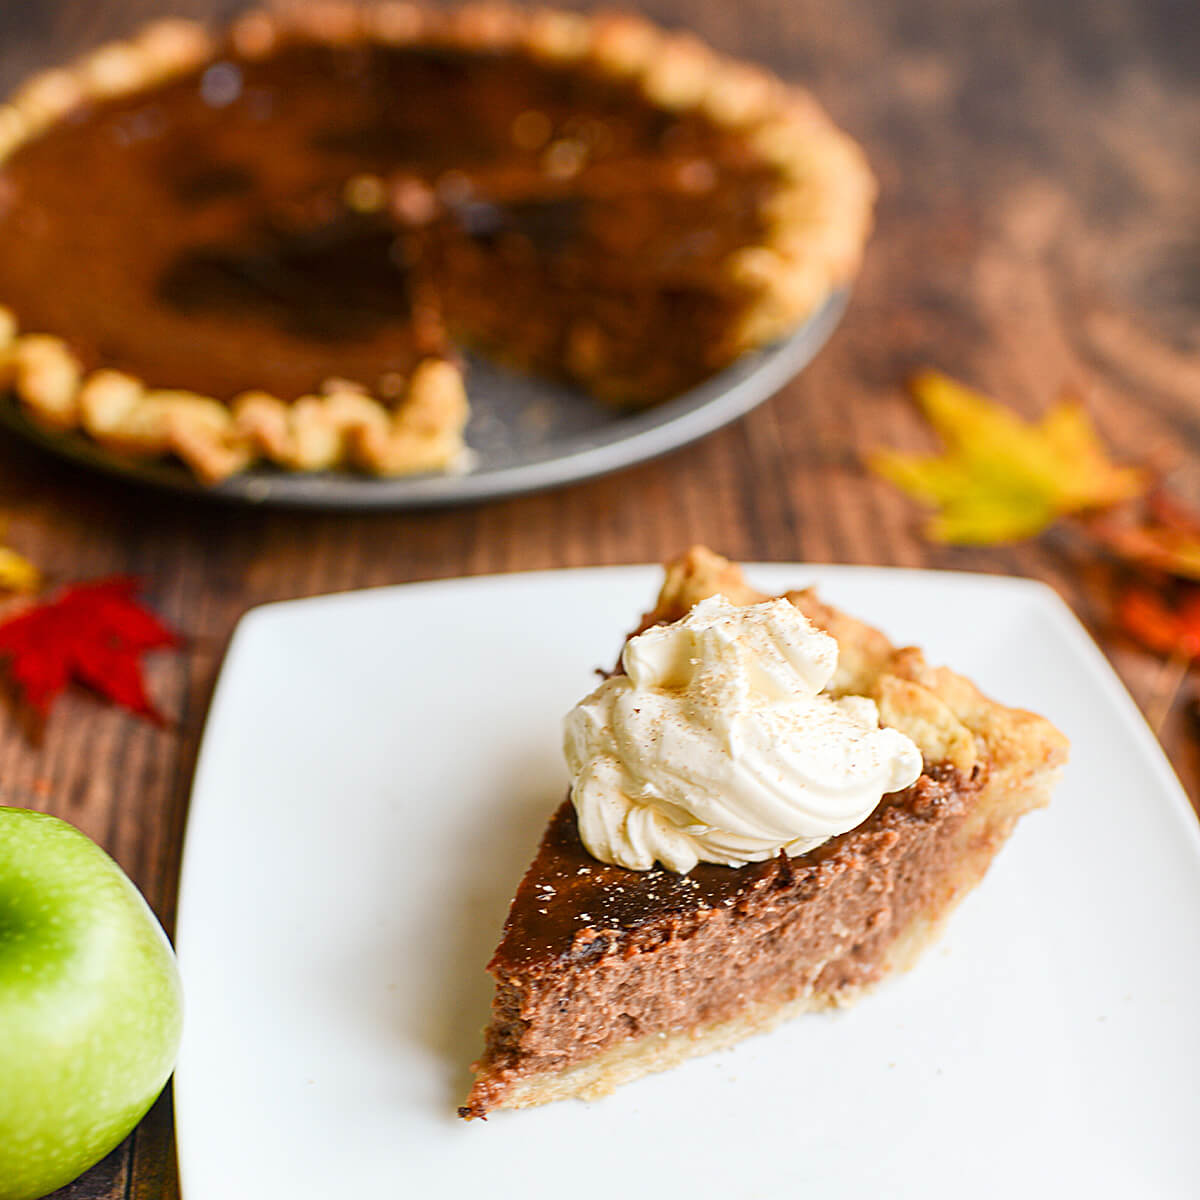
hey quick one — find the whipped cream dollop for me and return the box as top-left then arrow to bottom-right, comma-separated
563,595 -> 924,873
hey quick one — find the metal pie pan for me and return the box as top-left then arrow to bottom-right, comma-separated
0,290 -> 847,510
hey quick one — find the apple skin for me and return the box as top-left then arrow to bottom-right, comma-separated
0,807 -> 182,1200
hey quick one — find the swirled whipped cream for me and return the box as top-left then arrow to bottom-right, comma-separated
563,595 -> 923,873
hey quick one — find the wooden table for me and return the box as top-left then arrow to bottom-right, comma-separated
1,0 -> 1195,1195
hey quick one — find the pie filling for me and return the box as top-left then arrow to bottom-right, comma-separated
0,38 -> 778,407
465,763 -> 981,1118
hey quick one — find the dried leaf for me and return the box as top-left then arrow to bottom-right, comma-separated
0,545 -> 40,592
0,576 -> 179,723
1086,488 -> 1200,581
1117,583 -> 1200,659
869,370 -> 1147,544
0,521 -> 40,592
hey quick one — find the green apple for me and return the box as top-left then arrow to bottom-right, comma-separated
0,807 -> 182,1200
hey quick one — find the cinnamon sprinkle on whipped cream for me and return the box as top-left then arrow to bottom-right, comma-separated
563,595 -> 923,873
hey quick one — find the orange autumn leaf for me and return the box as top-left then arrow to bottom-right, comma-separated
1117,583 -> 1200,659
869,371 -> 1148,544
1087,489 -> 1200,582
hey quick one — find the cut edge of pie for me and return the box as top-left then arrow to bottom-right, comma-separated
0,5 -> 874,483
460,546 -> 1069,1118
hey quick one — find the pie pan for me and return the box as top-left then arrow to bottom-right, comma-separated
0,290 -> 846,509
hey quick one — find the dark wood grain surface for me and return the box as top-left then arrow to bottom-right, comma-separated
0,0 -> 1196,1195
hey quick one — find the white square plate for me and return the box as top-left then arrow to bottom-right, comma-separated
175,565 -> 1200,1199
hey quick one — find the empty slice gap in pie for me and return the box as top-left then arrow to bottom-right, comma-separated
0,5 -> 874,482
461,547 -> 1068,1117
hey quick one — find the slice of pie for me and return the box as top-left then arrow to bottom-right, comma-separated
461,547 -> 1068,1118
0,4 -> 874,483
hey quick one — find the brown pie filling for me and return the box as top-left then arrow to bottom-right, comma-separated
0,38 -> 777,404
463,765 -> 983,1119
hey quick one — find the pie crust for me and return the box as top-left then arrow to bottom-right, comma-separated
0,6 -> 874,482
461,547 -> 1069,1117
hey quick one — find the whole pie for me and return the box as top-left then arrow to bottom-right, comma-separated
0,5 -> 873,483
461,548 -> 1068,1117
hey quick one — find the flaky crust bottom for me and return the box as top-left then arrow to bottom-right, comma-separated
492,983 -> 853,1112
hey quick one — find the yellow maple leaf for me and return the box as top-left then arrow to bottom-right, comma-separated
869,370 -> 1148,544
0,525 -> 40,592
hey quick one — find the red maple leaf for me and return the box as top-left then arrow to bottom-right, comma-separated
0,577 -> 180,723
